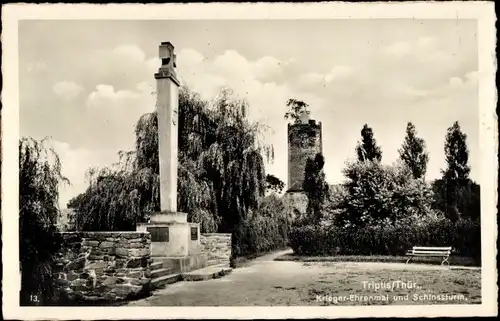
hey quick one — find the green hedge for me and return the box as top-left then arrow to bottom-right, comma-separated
289,217 -> 481,263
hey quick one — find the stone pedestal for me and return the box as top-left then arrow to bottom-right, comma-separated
137,212 -> 201,257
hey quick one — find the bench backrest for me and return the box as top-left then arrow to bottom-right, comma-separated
412,246 -> 452,255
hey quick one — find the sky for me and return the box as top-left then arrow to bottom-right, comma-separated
19,19 -> 479,209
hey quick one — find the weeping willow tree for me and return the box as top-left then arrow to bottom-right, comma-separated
69,86 -> 274,257
19,137 -> 68,305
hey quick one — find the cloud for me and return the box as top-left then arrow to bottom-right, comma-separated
52,81 -> 84,100
64,44 -> 159,94
298,65 -> 354,88
111,45 -> 147,63
253,56 -> 290,82
325,66 -> 353,83
51,140 -> 118,208
84,82 -> 155,151
175,48 -> 326,186
87,84 -> 144,106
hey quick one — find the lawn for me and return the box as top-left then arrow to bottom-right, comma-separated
303,261 -> 481,305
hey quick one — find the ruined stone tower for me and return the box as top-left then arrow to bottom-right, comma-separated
286,111 -> 323,216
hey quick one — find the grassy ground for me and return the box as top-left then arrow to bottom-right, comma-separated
129,251 -> 481,306
303,261 -> 481,305
275,253 -> 479,267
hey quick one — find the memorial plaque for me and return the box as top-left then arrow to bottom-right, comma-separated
190,227 -> 198,240
147,227 -> 169,242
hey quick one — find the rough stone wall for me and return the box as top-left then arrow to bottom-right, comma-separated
200,233 -> 232,266
287,121 -> 323,192
53,232 -> 152,304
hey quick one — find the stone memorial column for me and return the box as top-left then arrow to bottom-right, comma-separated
155,42 -> 180,216
137,42 -> 201,260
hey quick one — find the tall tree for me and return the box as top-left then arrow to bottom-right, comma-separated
303,153 -> 329,225
19,137 -> 69,305
68,86 -> 274,258
284,98 -> 310,123
439,121 -> 472,221
398,122 -> 429,179
356,124 -> 382,162
443,121 -> 470,180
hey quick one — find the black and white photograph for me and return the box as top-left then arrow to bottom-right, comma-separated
1,2 -> 497,319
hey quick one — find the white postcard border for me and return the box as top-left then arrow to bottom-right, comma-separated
2,2 -> 497,319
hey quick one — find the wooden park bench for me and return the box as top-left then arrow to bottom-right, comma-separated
405,246 -> 452,265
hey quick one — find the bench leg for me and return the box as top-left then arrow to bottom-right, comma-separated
406,256 -> 413,264
441,256 -> 450,266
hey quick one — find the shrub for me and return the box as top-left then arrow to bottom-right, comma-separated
289,217 -> 481,263
336,160 -> 433,227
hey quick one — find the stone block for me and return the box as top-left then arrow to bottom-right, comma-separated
112,284 -> 142,298
86,261 -> 106,270
125,258 -> 142,268
99,241 -> 114,249
102,276 -> 117,286
65,256 -> 86,271
115,248 -> 129,257
116,277 -> 130,284
127,270 -> 143,279
103,267 -> 116,274
129,248 -> 149,257
85,240 -> 99,247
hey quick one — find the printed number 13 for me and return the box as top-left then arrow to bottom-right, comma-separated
30,294 -> 39,303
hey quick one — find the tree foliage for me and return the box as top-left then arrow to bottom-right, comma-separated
431,178 -> 480,222
69,86 -> 275,256
284,98 -> 310,123
303,153 -> 329,225
336,160 -> 434,227
443,121 -> 470,180
434,121 -> 472,221
265,174 -> 285,194
356,124 -> 382,162
235,193 -> 291,257
398,122 -> 429,179
19,137 -> 68,305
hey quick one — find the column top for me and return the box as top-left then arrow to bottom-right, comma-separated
155,41 -> 180,85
